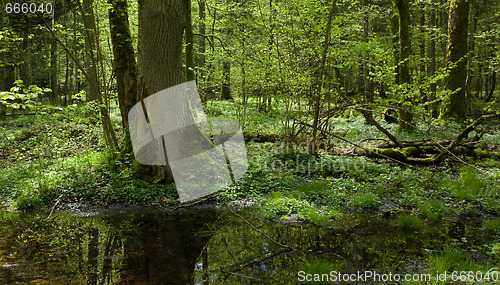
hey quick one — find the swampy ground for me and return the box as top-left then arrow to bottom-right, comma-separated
0,101 -> 499,284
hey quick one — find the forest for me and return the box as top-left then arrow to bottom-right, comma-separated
0,0 -> 499,283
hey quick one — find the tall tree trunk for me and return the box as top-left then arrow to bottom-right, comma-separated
394,0 -> 413,131
221,61 -> 232,100
362,0 -> 374,104
136,0 -> 187,183
390,3 -> 400,85
108,0 -> 138,130
310,0 -> 336,154
197,0 -> 206,102
427,8 -> 437,117
0,3 -> 5,119
21,20 -> 31,86
465,1 -> 475,99
419,4 -> 425,104
50,41 -> 58,100
82,0 -> 99,102
439,0 -> 469,120
185,0 -> 195,82
485,70 -> 496,102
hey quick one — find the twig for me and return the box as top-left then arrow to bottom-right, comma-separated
45,200 -> 60,220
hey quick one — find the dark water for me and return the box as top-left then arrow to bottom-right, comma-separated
0,206 -> 497,284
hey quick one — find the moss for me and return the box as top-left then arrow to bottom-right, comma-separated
364,147 -> 407,162
474,149 -> 500,159
402,146 -> 420,157
422,145 -> 440,154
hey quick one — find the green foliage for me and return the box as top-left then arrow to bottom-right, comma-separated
263,193 -> 312,220
428,246 -> 482,274
294,181 -> 334,204
448,167 -> 488,201
262,192 -> 336,225
350,191 -> 381,209
397,213 -> 422,232
419,199 -> 446,221
0,80 -> 54,112
482,219 -> 500,235
492,243 -> 500,259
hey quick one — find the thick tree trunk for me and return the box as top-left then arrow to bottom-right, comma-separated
439,0 -> 469,120
394,0 -> 413,131
136,0 -> 187,184
108,0 -> 137,130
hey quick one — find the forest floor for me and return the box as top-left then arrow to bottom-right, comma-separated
1,99 -> 500,273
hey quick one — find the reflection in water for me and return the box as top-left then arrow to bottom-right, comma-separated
0,208 -> 216,284
0,207 -> 497,284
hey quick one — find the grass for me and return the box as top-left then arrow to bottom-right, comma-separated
398,213 -> 422,232
483,219 -> 500,235
419,199 -> 447,221
428,246 -> 482,274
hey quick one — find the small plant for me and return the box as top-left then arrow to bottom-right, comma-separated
350,191 -> 381,209
398,213 -> 422,231
453,167 -> 487,201
263,192 -> 334,225
15,193 -> 45,211
294,181 -> 340,205
483,196 -> 500,215
482,219 -> 500,235
492,243 -> 500,259
419,199 -> 446,221
428,246 -> 481,274
300,259 -> 338,285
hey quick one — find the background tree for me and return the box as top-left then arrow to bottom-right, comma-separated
108,0 -> 137,130
439,0 -> 469,120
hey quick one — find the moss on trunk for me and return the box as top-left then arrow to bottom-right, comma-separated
439,0 -> 469,120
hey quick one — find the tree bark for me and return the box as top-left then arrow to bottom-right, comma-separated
419,4 -> 425,104
21,20 -> 31,86
197,0 -> 206,94
136,0 -> 188,183
221,61 -> 232,100
439,0 -> 469,120
310,0 -> 336,154
82,0 -> 99,102
108,0 -> 138,130
50,40 -> 58,100
427,8 -> 437,117
390,3 -> 400,85
393,0 -> 413,131
362,0 -> 374,104
185,0 -> 195,82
